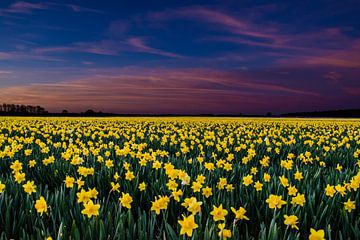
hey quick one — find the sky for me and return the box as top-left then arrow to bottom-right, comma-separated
0,0 -> 359,114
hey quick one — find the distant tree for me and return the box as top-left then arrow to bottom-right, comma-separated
84,109 -> 95,115
62,110 -> 69,114
266,112 -> 272,117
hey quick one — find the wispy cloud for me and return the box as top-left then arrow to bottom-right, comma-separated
33,37 -> 184,58
128,37 -> 184,58
0,1 -> 102,17
0,1 -> 48,15
0,67 -> 324,114
149,7 -> 360,68
0,50 -> 61,61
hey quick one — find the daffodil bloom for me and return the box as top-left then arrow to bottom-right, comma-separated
125,171 -> 135,181
202,186 -> 213,198
151,196 -> 169,215
28,160 -> 36,168
291,193 -> 306,207
191,181 -> 202,192
266,194 -> 287,209
279,175 -> 289,187
336,164 -> 343,172
89,187 -> 98,199
76,178 -> 85,189
283,215 -> 299,230
113,172 -> 120,180
35,196 -> 48,216
172,189 -> 183,202
218,223 -> 232,239
263,173 -> 271,182
0,181 -> 5,193
64,176 -> 75,188
138,182 -> 146,191
335,184 -> 346,196
324,184 -> 336,197
105,159 -> 114,168
23,180 -> 36,195
344,199 -> 356,212
77,189 -> 91,203
231,206 -> 249,220
10,160 -> 23,173
119,192 -> 133,209
242,175 -> 253,186
287,185 -> 298,196
81,200 -> 100,218
178,214 -> 198,237
309,228 -> 325,240
111,182 -> 120,192
167,180 -> 179,191
210,204 -> 228,221
294,171 -> 304,181
14,172 -> 26,184
254,181 -> 263,191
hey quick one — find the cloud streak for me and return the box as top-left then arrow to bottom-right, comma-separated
149,7 -> 360,68
33,37 -> 184,58
0,67 -> 326,114
0,1 -> 102,17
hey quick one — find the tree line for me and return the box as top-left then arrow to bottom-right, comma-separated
0,103 -> 47,115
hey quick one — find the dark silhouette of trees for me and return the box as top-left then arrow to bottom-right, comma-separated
0,103 -> 48,115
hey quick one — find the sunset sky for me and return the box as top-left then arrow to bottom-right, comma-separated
0,0 -> 359,114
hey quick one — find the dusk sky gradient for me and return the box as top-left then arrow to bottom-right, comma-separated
0,0 -> 359,114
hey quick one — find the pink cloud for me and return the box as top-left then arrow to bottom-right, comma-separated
0,1 -> 48,16
128,37 -> 184,58
343,87 -> 360,95
149,7 -> 360,69
149,7 -> 282,43
0,2 -> 101,17
33,37 -> 184,58
0,51 -> 61,61
0,67 -> 322,114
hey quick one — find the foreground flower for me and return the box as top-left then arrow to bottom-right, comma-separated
151,196 -> 170,215
178,214 -> 198,237
14,172 -> 25,184
284,215 -> 299,230
119,192 -> 133,209
35,196 -> 48,216
210,204 -> 228,221
344,199 -> 356,213
294,171 -> 304,181
266,194 -> 287,209
111,182 -> 120,192
309,228 -> 325,240
182,197 -> 202,215
64,176 -> 75,188
279,175 -> 289,187
138,182 -> 146,191
77,189 -> 91,203
0,181 -> 5,193
231,206 -> 249,221
291,193 -> 306,207
23,180 -> 36,195
202,186 -> 213,198
81,200 -> 100,218
242,175 -> 253,186
218,223 -> 232,239
254,181 -> 263,191
324,184 -> 336,197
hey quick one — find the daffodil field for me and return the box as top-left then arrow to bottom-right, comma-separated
0,117 -> 359,240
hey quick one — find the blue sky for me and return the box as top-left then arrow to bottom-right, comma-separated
0,0 -> 359,114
